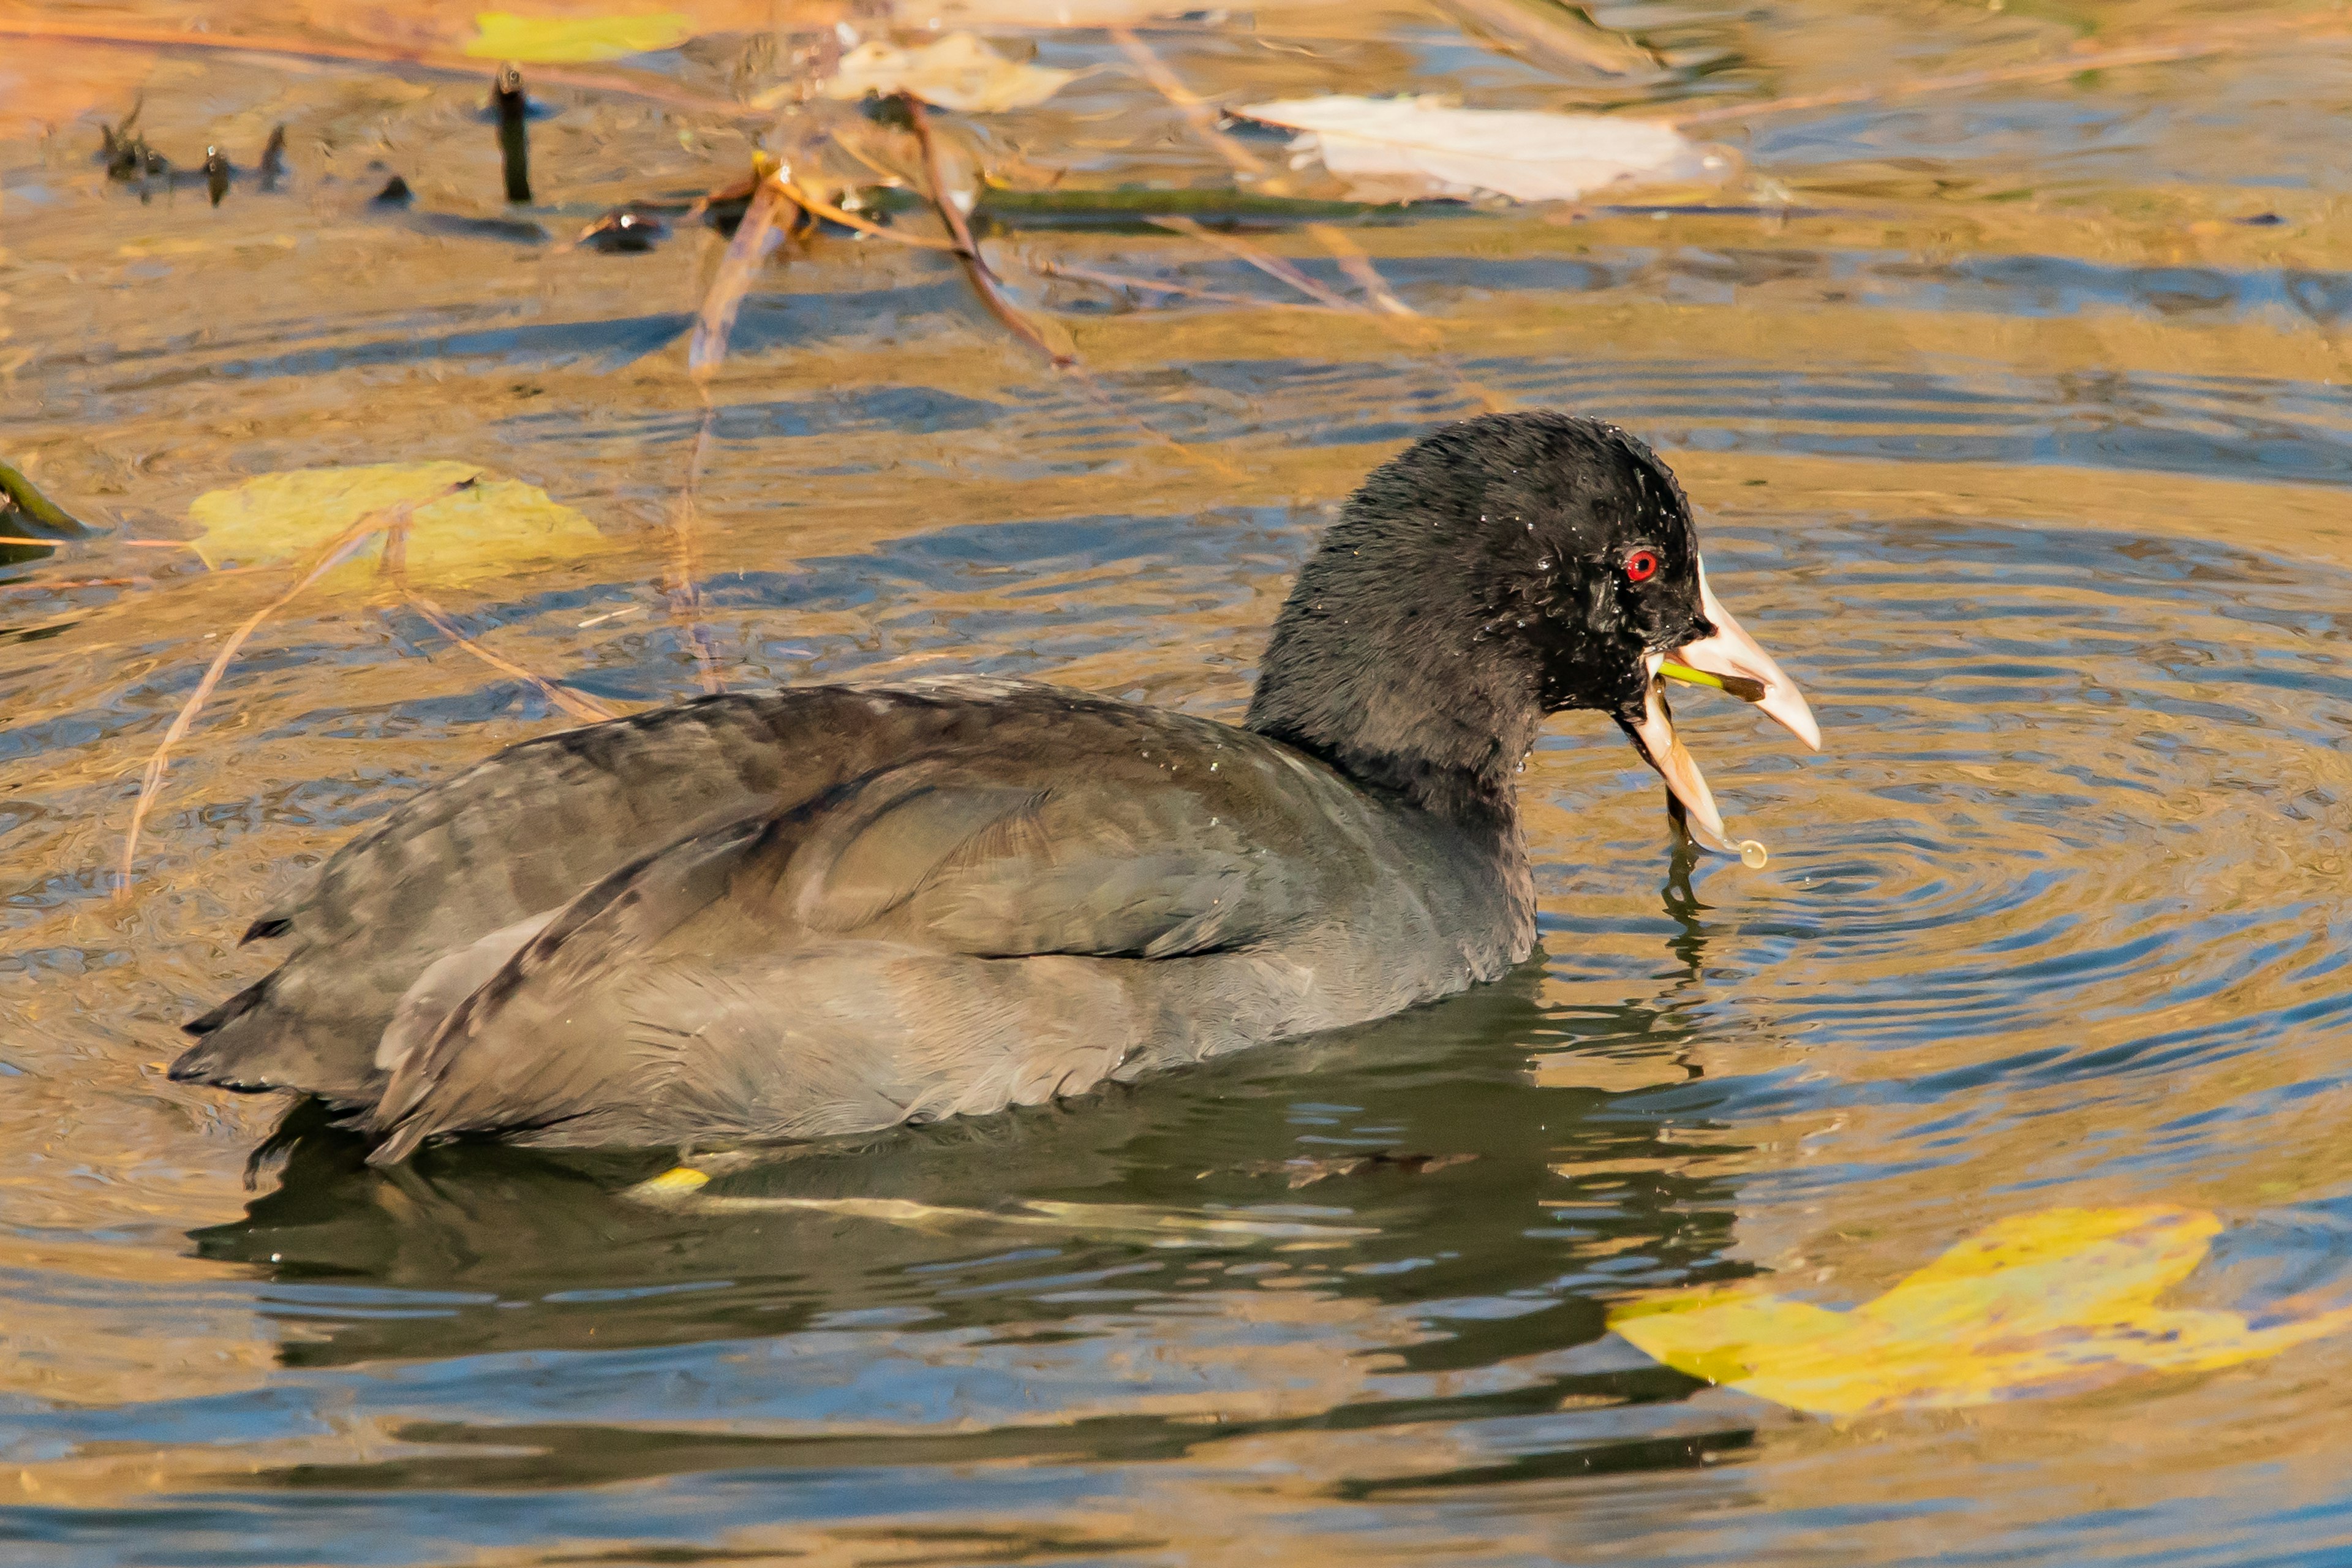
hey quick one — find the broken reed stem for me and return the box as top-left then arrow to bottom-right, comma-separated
375,513 -> 614,723
1147,215 -> 1355,310
392,592 -> 614,723
1033,258 -> 1340,311
118,484 -> 467,897
905,97 -> 1076,369
688,158 -> 799,379
780,179 -> 959,252
493,62 -> 532,205
896,101 -> 1247,482
1114,37 -> 1506,416
1106,27 -> 1269,178
1305,224 -> 1414,317
666,404 -> 725,695
0,18 -> 748,121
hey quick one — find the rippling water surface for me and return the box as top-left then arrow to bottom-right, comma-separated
7,1 -> 2352,1562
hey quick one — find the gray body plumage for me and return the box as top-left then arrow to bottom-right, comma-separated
179,678 -> 1532,1160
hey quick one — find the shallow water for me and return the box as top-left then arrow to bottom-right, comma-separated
7,1 -> 2352,1563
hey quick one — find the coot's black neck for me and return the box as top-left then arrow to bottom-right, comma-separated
1243,539 -> 1547,831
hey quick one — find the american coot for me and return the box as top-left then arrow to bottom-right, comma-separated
171,412 -> 1819,1164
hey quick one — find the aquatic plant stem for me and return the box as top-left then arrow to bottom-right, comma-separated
1031,258 -> 1340,311
780,179 -> 959,252
1147,215 -> 1355,311
117,484 -> 467,897
493,64 -> 532,205
1116,45 -> 1507,416
895,99 -> 1245,482
1306,225 -> 1413,317
1106,28 -> 1269,178
905,98 -> 1076,370
374,518 -> 615,723
666,405 -> 725,695
688,157 -> 799,379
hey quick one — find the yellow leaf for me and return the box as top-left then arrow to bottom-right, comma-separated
464,11 -> 696,63
188,463 -> 605,587
818,33 -> 1076,114
1608,1205 -> 2352,1415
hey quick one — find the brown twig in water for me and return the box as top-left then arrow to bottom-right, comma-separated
665,405 -> 725,694
393,592 -> 615,722
1306,224 -> 1414,317
905,97 -> 1076,369
375,514 -> 615,723
780,179 -> 959,252
118,484 -> 467,896
1032,257 -> 1340,311
1147,215 -> 1356,311
688,156 -> 800,380
1112,38 -> 1503,414
895,100 -> 1243,480
1107,28 -> 1270,179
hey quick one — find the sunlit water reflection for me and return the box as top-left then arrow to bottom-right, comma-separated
6,2 -> 2352,1563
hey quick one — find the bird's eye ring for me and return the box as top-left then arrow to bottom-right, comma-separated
1624,549 -> 1660,584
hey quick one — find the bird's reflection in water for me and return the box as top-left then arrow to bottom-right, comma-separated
190,948 -> 1763,1494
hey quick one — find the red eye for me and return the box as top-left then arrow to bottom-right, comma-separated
1624,549 -> 1660,583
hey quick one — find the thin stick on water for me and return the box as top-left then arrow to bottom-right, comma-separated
1032,257 -> 1341,311
779,178 -> 959,252
1114,39 -> 1508,417
687,156 -> 799,380
666,403 -> 725,694
1305,224 -> 1414,317
897,99 -> 1246,481
1146,214 -> 1357,311
1106,27 -> 1269,178
374,514 -> 616,723
117,484 -> 467,897
904,97 -> 1076,369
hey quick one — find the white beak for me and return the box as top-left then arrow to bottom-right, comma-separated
1622,557 -> 1819,858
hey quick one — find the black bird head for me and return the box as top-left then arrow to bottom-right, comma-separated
1246,411 -> 1819,850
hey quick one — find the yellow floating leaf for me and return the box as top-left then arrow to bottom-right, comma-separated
465,10 -> 696,63
189,462 -> 605,587
819,32 -> 1076,114
1608,1205 -> 2352,1415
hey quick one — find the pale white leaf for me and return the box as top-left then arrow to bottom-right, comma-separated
1233,94 -> 1721,204
821,32 -> 1077,113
